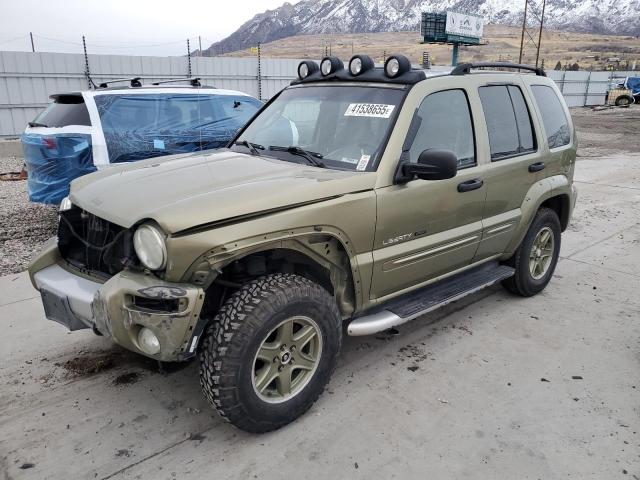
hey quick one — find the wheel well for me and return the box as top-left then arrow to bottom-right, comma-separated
200,245 -> 356,322
540,194 -> 570,231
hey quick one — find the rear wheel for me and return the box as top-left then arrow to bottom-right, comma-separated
199,273 -> 342,433
615,95 -> 632,107
503,208 -> 561,297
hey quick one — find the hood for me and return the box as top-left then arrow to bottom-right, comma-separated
69,150 -> 377,233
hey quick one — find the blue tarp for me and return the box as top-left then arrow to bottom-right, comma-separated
625,77 -> 640,96
94,93 -> 262,163
22,133 -> 95,204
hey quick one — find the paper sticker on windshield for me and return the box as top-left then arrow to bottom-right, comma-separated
356,155 -> 370,171
344,103 -> 395,118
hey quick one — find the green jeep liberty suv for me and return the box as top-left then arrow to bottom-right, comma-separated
29,56 -> 577,432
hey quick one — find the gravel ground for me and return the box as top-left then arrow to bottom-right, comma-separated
0,155 -> 57,276
0,104 -> 637,277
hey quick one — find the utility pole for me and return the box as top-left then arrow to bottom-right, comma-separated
198,36 -> 202,57
518,0 -> 528,64
82,35 -> 93,89
518,0 -> 546,68
187,38 -> 192,77
535,0 -> 546,67
29,32 -> 35,52
257,42 -> 262,101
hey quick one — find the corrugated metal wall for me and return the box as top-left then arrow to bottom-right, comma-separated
0,51 -> 304,137
0,50 -> 637,136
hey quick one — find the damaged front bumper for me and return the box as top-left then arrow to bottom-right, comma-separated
33,263 -> 205,362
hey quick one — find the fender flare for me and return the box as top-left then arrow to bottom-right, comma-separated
184,225 -> 364,317
503,175 -> 573,255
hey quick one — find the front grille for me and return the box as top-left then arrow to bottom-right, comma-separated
58,208 -> 137,277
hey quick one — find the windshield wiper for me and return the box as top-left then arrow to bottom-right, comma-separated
28,121 -> 48,128
269,146 -> 326,168
234,140 -> 264,156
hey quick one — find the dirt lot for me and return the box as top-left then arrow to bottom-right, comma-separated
0,105 -> 639,480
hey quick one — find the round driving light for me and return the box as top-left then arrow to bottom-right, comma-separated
133,224 -> 167,270
319,56 -> 343,76
348,55 -> 374,76
296,61 -> 319,80
138,327 -> 161,355
350,57 -> 362,75
386,58 -> 400,77
384,54 -> 411,78
321,58 -> 333,75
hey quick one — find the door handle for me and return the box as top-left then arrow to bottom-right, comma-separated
529,162 -> 545,172
457,178 -> 483,192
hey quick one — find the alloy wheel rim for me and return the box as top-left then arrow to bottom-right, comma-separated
251,315 -> 323,403
529,226 -> 555,280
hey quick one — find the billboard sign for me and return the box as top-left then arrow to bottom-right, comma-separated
445,11 -> 484,39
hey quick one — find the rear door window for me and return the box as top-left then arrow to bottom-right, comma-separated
32,96 -> 91,127
479,85 -> 536,160
409,89 -> 476,169
531,85 -> 571,149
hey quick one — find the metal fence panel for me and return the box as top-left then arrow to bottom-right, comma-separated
0,51 -> 306,137
0,50 -> 638,137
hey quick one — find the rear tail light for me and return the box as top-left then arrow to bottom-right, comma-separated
43,137 -> 57,149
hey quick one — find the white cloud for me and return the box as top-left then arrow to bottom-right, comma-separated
0,0 -> 298,55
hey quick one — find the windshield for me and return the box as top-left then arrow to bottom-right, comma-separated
234,85 -> 405,171
94,93 -> 262,163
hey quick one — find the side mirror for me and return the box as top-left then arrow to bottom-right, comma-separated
400,149 -> 458,182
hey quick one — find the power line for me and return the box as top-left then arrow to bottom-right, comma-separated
32,34 -> 82,46
0,35 -> 29,46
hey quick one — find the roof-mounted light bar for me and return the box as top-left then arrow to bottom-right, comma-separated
290,54 -> 426,86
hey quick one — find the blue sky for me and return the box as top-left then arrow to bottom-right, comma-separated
0,0 -> 299,56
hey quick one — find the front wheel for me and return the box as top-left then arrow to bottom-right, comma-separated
503,207 -> 561,297
199,273 -> 342,433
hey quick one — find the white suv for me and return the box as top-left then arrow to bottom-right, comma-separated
22,79 -> 262,204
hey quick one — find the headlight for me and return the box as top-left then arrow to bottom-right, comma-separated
59,196 -> 73,212
133,224 -> 167,270
137,327 -> 161,355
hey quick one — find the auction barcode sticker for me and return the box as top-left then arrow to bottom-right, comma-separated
344,103 -> 395,118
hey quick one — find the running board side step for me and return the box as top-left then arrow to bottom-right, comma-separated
347,263 -> 515,336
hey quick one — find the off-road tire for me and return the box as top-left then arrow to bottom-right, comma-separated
199,273 -> 342,433
502,207 -> 561,297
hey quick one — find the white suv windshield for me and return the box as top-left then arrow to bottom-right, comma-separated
235,85 -> 405,171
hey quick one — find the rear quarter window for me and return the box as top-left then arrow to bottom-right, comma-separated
531,85 -> 571,149
32,96 -> 91,127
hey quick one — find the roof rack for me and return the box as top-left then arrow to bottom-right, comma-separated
151,77 -> 202,87
451,62 -> 546,77
97,77 -> 142,88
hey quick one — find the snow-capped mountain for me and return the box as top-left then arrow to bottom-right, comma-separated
205,0 -> 639,54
